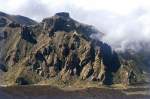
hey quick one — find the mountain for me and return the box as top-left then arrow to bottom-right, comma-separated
0,11 -> 37,39
0,12 -> 144,86
118,42 -> 150,73
0,11 -> 37,26
0,11 -> 37,72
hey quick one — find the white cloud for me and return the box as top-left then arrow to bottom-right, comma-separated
0,0 -> 150,51
1,0 -> 150,19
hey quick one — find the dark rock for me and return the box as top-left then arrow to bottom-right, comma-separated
0,31 -> 7,40
16,77 -> 30,85
21,26 -> 37,44
100,43 -> 121,85
3,31 -> 8,39
35,51 -> 45,62
62,44 -> 70,57
55,12 -> 70,18
8,22 -> 21,27
0,63 -> 7,72
0,17 -> 7,27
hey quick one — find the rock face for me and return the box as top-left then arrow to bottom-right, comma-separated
0,12 -> 144,86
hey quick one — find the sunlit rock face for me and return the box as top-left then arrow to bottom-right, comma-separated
0,12 -> 143,86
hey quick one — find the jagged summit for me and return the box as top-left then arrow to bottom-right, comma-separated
55,12 -> 70,18
0,12 -> 143,86
42,12 -> 99,38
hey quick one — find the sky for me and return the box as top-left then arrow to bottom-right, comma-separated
0,0 -> 150,51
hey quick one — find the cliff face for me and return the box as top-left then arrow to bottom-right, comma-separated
0,12 -> 143,86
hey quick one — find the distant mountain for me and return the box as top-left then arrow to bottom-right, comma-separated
0,12 -> 144,86
0,11 -> 37,26
118,42 -> 150,73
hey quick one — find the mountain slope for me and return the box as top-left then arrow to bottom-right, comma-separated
0,12 -> 144,86
0,11 -> 37,74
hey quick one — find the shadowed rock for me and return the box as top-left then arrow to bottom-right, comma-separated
55,12 -> 70,18
21,26 -> 37,44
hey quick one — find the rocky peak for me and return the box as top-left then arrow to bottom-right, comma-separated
42,12 -> 75,33
42,12 -> 100,39
55,12 -> 70,18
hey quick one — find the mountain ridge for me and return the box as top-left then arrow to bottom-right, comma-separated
0,11 -> 37,26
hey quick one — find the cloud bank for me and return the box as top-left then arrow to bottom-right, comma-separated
0,0 -> 150,51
